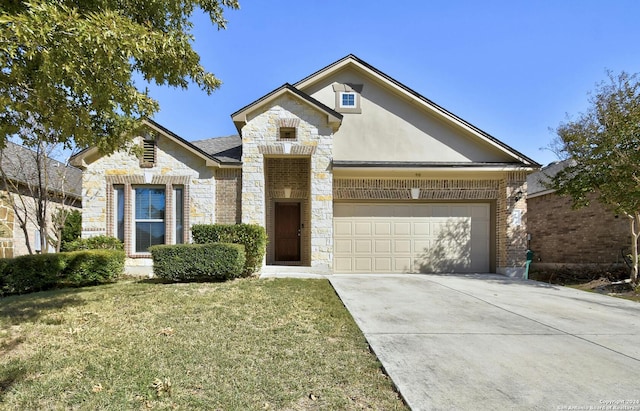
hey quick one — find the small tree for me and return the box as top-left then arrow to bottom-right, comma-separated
549,71 -> 640,285
0,140 -> 79,254
53,208 -> 81,252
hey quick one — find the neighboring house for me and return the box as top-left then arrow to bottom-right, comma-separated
0,141 -> 82,257
71,55 -> 540,276
527,160 -> 630,268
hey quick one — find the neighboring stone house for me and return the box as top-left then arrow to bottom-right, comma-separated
0,141 -> 82,257
527,160 -> 630,269
71,55 -> 540,276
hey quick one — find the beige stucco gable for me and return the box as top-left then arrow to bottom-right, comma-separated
296,56 -> 537,167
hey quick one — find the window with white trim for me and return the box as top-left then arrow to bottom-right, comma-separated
340,92 -> 356,108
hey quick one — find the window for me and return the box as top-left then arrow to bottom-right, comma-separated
174,187 -> 184,244
115,185 -> 125,242
134,187 -> 165,252
333,83 -> 363,113
279,127 -> 296,140
340,92 -> 356,108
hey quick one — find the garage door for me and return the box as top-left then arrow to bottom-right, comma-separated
334,203 -> 490,273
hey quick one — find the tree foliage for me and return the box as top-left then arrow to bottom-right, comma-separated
550,71 -> 640,285
0,0 -> 239,153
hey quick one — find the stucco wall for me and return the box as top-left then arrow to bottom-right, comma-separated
303,67 -> 516,164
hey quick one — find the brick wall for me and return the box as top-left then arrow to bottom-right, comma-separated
528,192 -> 629,265
215,169 -> 242,224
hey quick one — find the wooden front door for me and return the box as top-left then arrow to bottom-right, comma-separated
275,202 -> 301,261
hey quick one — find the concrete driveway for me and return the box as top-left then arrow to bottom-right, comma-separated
329,274 -> 640,411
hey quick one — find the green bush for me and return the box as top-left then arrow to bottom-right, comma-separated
191,224 -> 266,276
0,250 -> 124,296
150,243 -> 245,282
62,250 -> 125,287
59,209 -> 82,251
64,235 -> 124,252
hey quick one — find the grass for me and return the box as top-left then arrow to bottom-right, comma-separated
0,278 -> 407,410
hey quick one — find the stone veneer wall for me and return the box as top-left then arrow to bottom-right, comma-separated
215,168 -> 242,224
528,192 -> 629,265
82,135 -> 216,262
0,194 -> 14,258
241,95 -> 334,271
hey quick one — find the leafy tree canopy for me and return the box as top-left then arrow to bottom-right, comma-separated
551,71 -> 640,215
550,71 -> 640,284
0,0 -> 239,153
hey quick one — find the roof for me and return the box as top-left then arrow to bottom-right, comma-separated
191,135 -> 242,163
70,119 -> 242,168
231,83 -> 343,133
526,159 -> 574,198
295,54 -> 541,168
0,141 -> 83,198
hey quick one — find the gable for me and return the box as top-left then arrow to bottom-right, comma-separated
297,56 -> 538,167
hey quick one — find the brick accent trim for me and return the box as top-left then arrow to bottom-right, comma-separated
258,144 -> 316,156
278,118 -> 300,128
334,178 -> 501,200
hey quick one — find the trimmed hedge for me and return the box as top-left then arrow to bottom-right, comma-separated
64,235 -> 124,252
0,250 -> 125,296
192,224 -> 266,276
150,243 -> 245,282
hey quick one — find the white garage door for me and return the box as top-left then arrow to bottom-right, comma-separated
334,203 -> 490,273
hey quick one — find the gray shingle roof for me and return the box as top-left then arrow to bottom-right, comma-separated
0,141 -> 82,198
191,135 -> 242,164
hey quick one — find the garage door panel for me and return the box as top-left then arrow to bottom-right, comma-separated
394,222 -> 411,236
354,222 -> 372,236
334,203 -> 490,274
374,222 -> 391,235
394,239 -> 411,254
375,239 -> 391,253
354,239 -> 372,254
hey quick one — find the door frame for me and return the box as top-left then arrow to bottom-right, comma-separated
273,200 -> 302,264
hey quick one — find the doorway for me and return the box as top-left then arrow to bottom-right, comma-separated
274,202 -> 301,262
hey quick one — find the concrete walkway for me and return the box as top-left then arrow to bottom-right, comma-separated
329,274 -> 640,411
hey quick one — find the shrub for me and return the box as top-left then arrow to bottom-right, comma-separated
0,253 -> 67,295
64,235 -> 124,252
191,224 -> 266,276
58,209 -> 82,251
150,243 -> 245,282
0,250 -> 124,296
62,250 -> 125,287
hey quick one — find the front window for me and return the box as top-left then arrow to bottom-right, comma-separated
115,185 -> 125,242
134,187 -> 165,252
340,92 -> 356,108
174,187 -> 184,244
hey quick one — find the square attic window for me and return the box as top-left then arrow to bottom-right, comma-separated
340,92 -> 356,108
279,127 -> 296,140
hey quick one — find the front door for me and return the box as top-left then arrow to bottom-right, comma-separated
275,202 -> 301,261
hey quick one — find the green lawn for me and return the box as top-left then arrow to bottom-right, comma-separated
0,278 -> 407,410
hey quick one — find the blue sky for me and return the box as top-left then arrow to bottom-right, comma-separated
144,0 -> 640,166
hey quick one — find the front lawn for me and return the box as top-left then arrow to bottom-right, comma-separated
0,278 -> 407,410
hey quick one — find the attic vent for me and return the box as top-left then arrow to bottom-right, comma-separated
141,139 -> 156,167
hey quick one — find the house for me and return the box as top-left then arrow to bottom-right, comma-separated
71,55 -> 540,276
527,160 -> 630,270
0,141 -> 82,257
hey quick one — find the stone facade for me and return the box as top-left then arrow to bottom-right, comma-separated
241,95 -> 334,271
528,192 -> 629,266
0,194 -> 14,258
81,135 -> 217,263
